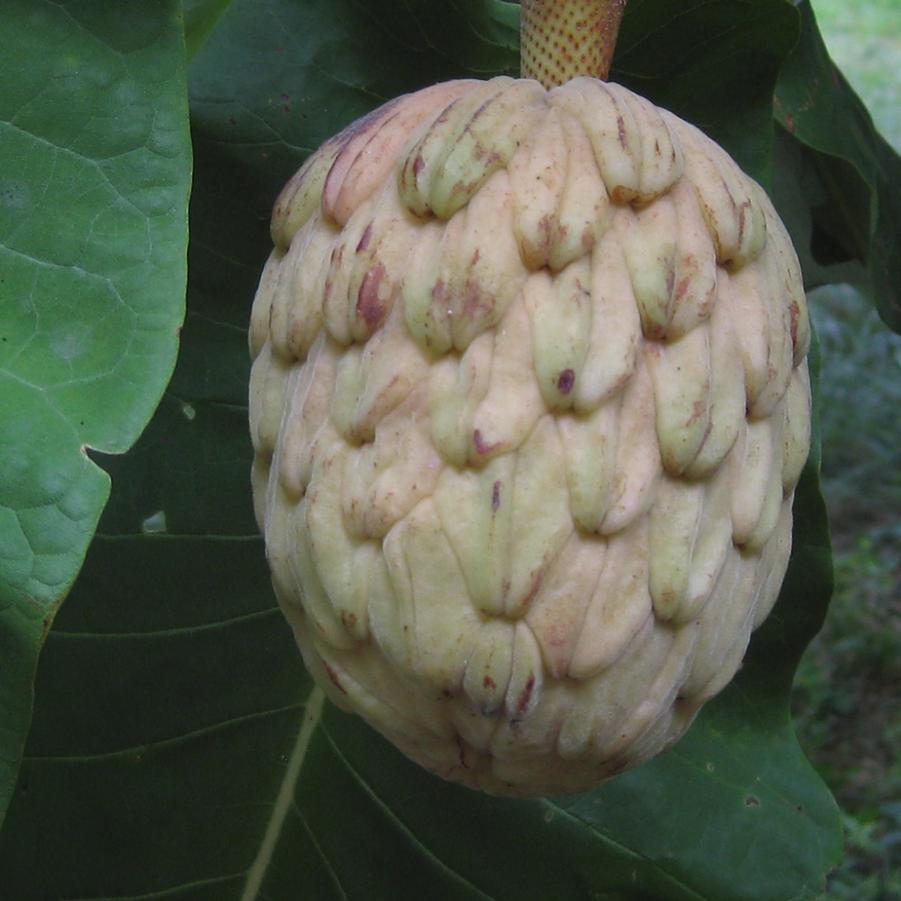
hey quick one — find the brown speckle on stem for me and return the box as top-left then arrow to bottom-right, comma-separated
521,0 -> 627,87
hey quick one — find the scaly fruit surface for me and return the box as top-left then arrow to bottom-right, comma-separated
249,76 -> 812,797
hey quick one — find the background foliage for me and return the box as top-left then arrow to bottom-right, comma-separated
0,0 -> 897,898
791,2 -> 901,896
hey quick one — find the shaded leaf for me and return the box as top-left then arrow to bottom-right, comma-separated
0,0 -> 191,821
773,0 -> 901,331
769,126 -> 868,293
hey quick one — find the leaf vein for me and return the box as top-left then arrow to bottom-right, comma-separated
27,702 -> 305,764
291,801 -> 349,900
319,722 -> 496,901
241,687 -> 325,900
49,606 -> 281,640
542,799 -> 707,901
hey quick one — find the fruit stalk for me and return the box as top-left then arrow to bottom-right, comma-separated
521,0 -> 627,87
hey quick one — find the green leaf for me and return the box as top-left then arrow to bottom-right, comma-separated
0,0 -> 843,897
0,0 -> 192,822
773,0 -> 901,331
769,126 -> 869,294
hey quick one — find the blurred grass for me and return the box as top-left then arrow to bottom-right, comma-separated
796,287 -> 901,899
808,0 -> 901,149
793,2 -> 901,897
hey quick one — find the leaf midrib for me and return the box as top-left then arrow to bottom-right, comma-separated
241,686 -> 326,900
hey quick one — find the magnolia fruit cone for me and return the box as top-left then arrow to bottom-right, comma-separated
249,76 -> 812,797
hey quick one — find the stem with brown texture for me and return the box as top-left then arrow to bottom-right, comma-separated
520,0 -> 627,88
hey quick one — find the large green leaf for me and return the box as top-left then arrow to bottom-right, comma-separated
773,0 -> 901,331
0,0 -> 191,822
0,0 -> 842,897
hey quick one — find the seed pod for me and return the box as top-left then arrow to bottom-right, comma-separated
249,74 -> 811,797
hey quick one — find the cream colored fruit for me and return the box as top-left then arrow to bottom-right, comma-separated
248,75 -> 812,797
